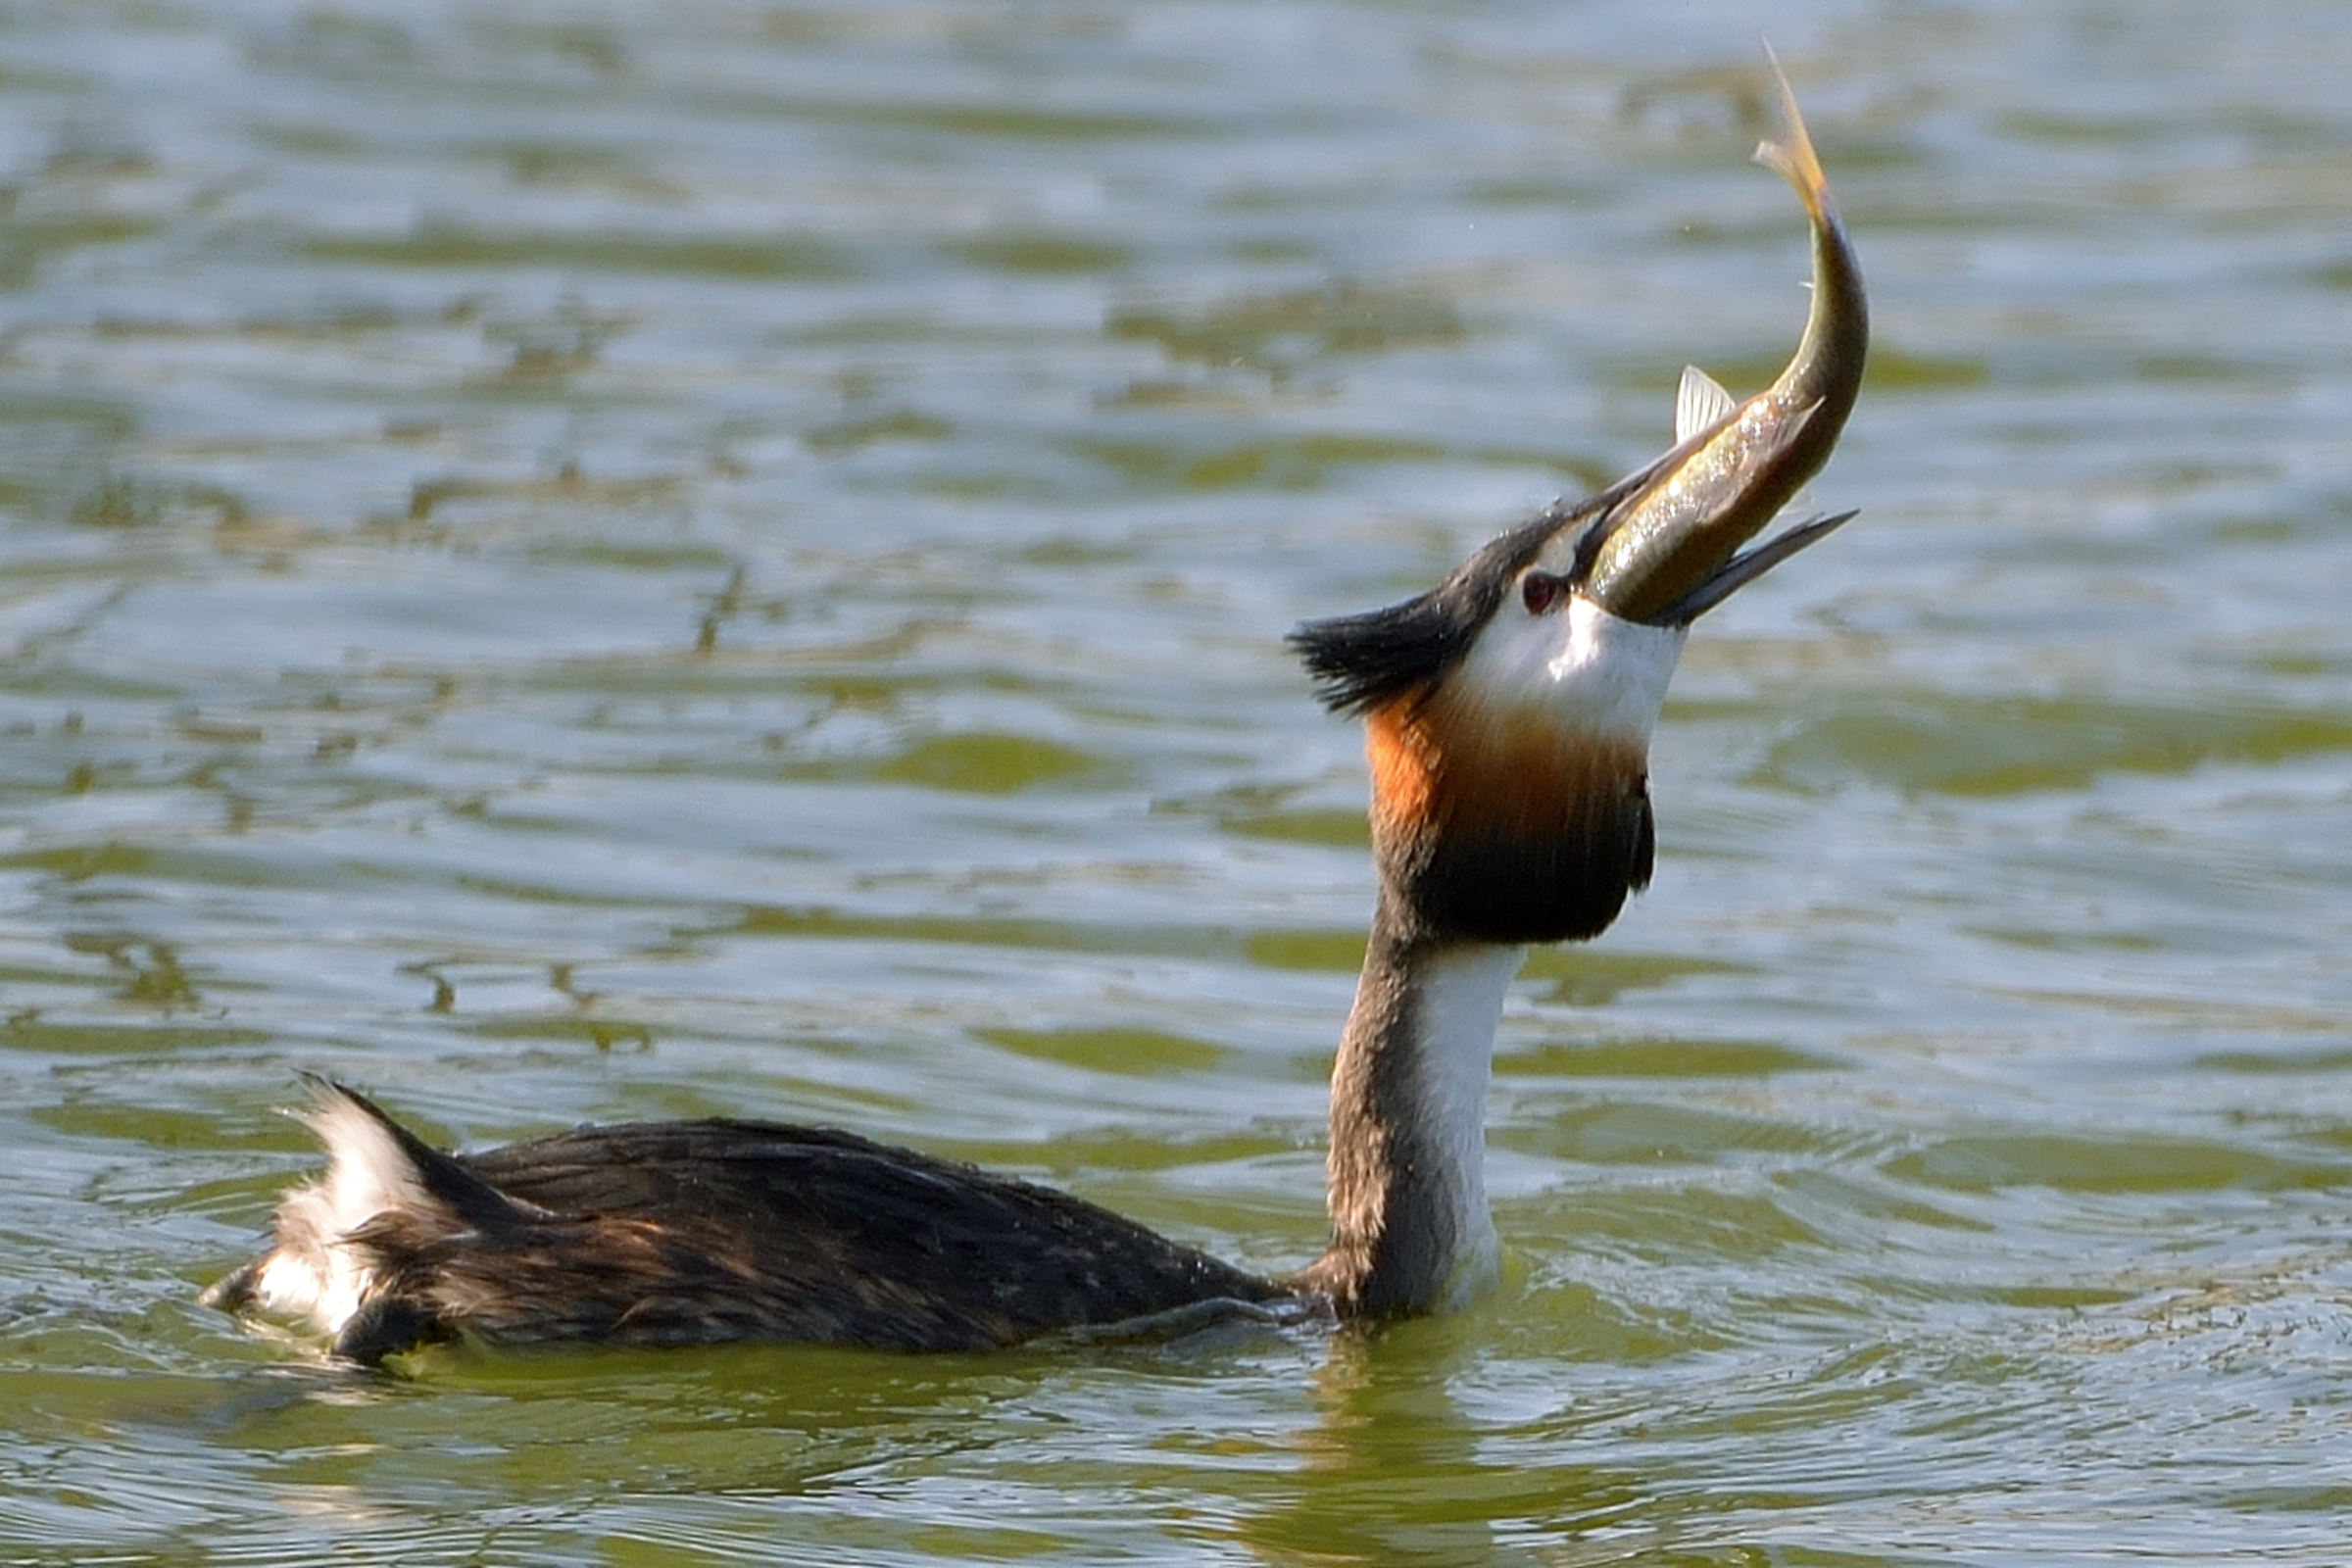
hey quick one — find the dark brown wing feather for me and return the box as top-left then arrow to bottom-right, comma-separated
328,1102 -> 1279,1362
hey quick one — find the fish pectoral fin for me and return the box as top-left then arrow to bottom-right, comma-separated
1766,394 -> 1823,458
1674,365 -> 1740,443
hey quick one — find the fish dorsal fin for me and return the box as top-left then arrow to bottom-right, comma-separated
1674,365 -> 1739,443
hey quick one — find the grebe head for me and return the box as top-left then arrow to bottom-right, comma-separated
1289,473 -> 1843,949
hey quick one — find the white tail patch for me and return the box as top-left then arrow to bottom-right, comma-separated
244,1089 -> 429,1338
1674,365 -> 1740,443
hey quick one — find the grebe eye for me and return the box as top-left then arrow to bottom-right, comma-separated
1521,570 -> 1565,614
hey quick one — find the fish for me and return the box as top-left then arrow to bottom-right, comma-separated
1576,46 -> 1870,625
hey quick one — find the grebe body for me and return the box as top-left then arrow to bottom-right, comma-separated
204,1085 -> 1282,1360
204,60 -> 1865,1364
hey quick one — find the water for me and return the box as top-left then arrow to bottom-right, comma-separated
4,1 -> 2350,1562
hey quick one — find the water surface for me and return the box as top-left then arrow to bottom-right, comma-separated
4,2 -> 2350,1564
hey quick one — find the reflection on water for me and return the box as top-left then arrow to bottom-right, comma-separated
4,1 -> 2351,1564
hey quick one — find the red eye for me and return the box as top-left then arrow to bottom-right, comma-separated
1521,571 -> 1564,614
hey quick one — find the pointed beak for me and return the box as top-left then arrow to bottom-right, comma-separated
1585,502 -> 1858,626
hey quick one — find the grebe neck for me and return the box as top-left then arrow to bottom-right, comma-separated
1299,903 -> 1525,1316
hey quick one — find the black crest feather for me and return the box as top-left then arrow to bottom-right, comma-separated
1287,513 -> 1563,714
1287,593 -> 1468,716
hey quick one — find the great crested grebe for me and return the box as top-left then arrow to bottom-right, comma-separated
204,60 -> 1865,1364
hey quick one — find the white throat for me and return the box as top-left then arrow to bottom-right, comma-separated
1456,594 -> 1689,745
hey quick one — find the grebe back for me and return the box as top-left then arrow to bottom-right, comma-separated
204,58 -> 1865,1363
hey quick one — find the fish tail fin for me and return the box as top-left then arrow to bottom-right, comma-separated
1753,42 -> 1834,224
